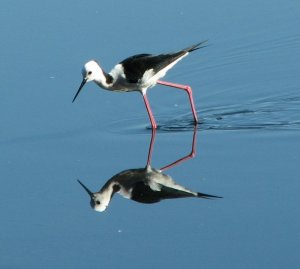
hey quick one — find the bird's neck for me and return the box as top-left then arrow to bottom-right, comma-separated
98,182 -> 120,207
94,70 -> 114,90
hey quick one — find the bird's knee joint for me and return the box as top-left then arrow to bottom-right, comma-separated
185,86 -> 192,93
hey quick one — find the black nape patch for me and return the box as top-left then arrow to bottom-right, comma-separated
105,73 -> 113,84
113,184 -> 121,192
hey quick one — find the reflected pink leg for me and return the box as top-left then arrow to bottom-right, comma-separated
142,93 -> 157,129
160,125 -> 197,171
146,128 -> 156,167
157,80 -> 198,123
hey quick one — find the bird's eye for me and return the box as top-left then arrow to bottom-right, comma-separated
96,201 -> 100,205
88,71 -> 92,75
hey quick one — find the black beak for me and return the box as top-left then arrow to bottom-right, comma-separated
72,78 -> 87,103
77,179 -> 93,198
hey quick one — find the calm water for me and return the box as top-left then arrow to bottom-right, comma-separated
1,0 -> 300,268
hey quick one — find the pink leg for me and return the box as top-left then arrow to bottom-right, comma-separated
142,93 -> 157,129
157,80 -> 198,123
160,125 -> 197,171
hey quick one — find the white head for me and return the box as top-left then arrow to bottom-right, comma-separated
72,60 -> 104,103
77,180 -> 109,212
82,60 -> 103,82
92,193 -> 109,212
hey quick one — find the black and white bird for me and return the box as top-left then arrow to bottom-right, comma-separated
77,166 -> 221,212
72,41 -> 207,128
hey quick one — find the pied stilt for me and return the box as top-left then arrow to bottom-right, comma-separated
72,41 -> 207,128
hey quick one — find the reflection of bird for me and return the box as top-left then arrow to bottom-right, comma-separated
72,41 -> 207,128
78,166 -> 221,212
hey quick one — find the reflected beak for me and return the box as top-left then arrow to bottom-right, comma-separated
77,179 -> 93,198
72,78 -> 87,103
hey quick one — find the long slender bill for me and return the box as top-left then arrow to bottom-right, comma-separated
77,179 -> 93,197
72,78 -> 87,103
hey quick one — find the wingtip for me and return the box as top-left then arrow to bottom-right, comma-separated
186,40 -> 209,52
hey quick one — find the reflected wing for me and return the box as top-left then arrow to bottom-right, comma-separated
130,181 -> 197,204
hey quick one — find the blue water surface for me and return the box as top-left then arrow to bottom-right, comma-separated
0,0 -> 300,268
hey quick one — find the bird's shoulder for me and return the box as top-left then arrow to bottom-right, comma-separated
120,53 -> 152,64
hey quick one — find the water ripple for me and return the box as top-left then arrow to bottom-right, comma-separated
106,92 -> 300,134
159,92 -> 300,132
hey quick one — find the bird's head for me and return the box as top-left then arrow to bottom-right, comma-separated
72,60 -> 102,103
82,60 -> 102,82
77,180 -> 108,212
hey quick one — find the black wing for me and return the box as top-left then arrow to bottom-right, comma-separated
119,52 -> 182,83
119,41 -> 207,83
